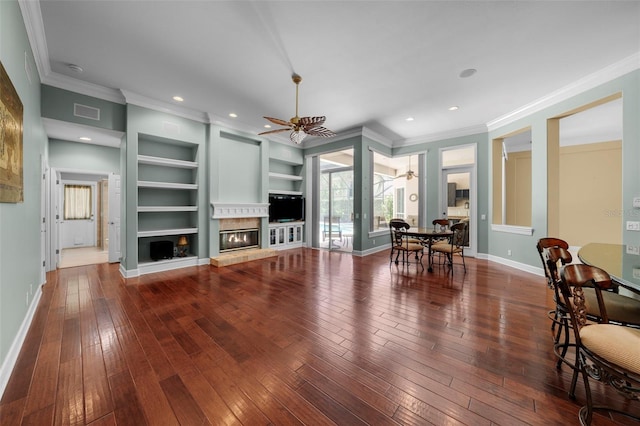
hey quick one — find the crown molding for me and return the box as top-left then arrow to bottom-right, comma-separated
121,90 -> 208,123
487,52 -> 640,131
395,124 -> 488,147
18,0 -> 50,80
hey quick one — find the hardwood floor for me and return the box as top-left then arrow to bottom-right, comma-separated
1,248 -> 638,425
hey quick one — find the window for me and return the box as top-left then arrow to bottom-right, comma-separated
371,151 -> 396,232
64,184 -> 92,220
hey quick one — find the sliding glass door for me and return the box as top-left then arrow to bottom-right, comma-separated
318,150 -> 353,252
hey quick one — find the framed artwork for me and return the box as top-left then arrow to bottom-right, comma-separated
0,61 -> 23,203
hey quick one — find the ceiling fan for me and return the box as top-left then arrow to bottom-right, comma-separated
395,157 -> 419,180
259,74 -> 336,144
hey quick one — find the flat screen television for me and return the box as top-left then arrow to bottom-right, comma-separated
269,194 -> 304,222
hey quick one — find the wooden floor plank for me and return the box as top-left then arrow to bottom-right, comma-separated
2,249 -> 639,425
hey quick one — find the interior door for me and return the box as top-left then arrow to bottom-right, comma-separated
108,173 -> 121,263
60,180 -> 97,248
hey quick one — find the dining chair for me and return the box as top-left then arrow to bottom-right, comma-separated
389,219 -> 424,270
430,221 -> 466,272
544,241 -> 640,372
557,263 -> 640,425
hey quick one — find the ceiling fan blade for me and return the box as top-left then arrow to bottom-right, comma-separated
305,126 -> 336,138
299,116 -> 326,127
258,128 -> 290,135
263,116 -> 293,127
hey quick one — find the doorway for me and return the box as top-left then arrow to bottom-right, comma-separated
441,145 -> 476,256
317,149 -> 354,252
49,170 -> 120,269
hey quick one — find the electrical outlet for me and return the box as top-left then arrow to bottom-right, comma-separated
627,245 -> 640,255
481,214 -> 486,220
634,268 -> 640,279
634,197 -> 640,208
627,221 -> 640,231
507,249 -> 512,256
372,239 -> 375,245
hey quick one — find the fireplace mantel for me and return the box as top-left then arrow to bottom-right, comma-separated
211,202 -> 269,219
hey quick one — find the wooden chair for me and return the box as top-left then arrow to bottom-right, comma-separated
558,263 -> 640,425
389,219 -> 424,270
537,238 -> 572,368
431,218 -> 450,264
543,241 -> 640,371
430,221 -> 466,273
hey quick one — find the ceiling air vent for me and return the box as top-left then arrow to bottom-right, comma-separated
74,103 -> 100,121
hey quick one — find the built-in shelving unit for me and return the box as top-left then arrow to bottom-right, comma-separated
269,158 -> 303,195
269,221 -> 304,250
137,133 -> 199,271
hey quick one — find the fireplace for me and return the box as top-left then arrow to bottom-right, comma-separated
218,217 -> 261,253
219,228 -> 259,252
210,203 -> 277,266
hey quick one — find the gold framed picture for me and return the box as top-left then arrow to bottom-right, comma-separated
0,61 -> 24,203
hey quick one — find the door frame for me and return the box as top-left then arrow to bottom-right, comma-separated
439,145 -> 477,257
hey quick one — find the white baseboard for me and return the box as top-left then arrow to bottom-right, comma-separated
0,284 -> 43,399
487,254 -> 544,277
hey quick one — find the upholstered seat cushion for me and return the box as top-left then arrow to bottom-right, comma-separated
584,289 -> 640,326
580,324 -> 640,375
394,242 -> 424,251
431,242 -> 460,253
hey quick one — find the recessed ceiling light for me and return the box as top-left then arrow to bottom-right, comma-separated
459,68 -> 477,78
79,136 -> 91,141
448,106 -> 459,111
264,124 -> 271,129
405,117 -> 414,122
172,96 -> 184,102
229,113 -> 238,118
67,64 -> 83,73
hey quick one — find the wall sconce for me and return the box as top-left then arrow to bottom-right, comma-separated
177,235 -> 188,257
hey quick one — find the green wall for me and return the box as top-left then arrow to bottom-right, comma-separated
41,85 -> 126,132
488,70 -> 640,269
0,0 -> 48,378
49,138 -> 120,173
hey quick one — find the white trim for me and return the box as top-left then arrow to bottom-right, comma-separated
491,224 -> 534,236
120,256 -> 204,278
0,285 -> 42,398
487,254 -> 544,277
121,90 -> 208,123
396,124 -> 488,147
211,203 -> 270,219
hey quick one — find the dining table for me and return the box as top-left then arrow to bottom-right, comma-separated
405,227 -> 453,272
578,242 -> 640,298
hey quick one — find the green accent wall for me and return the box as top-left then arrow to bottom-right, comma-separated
49,139 -> 120,173
0,0 -> 48,375
41,85 -> 126,132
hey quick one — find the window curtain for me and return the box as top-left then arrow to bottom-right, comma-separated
64,185 -> 92,220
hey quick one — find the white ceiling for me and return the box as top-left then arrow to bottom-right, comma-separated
24,1 -> 640,147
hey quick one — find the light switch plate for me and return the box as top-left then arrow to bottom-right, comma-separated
627,221 -> 640,231
634,197 -> 640,208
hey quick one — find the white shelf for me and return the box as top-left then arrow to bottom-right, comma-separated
138,154 -> 198,169
268,189 -> 303,195
269,172 -> 303,181
138,180 -> 198,190
138,206 -> 198,212
137,227 -> 198,238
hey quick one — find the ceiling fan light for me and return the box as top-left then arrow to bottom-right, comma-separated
291,129 -> 306,144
